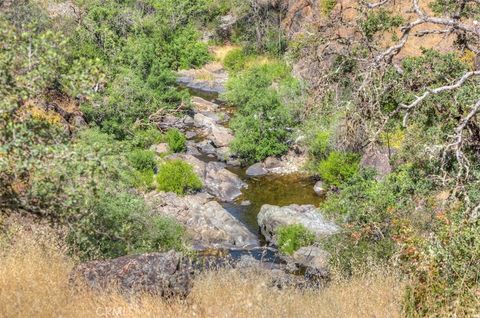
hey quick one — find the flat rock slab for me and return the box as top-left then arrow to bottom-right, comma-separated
146,191 -> 257,248
72,249 -> 326,299
191,96 -> 219,113
257,204 -> 339,244
177,66 -> 228,94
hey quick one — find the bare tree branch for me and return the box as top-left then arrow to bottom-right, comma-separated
401,71 -> 480,126
363,0 -> 393,9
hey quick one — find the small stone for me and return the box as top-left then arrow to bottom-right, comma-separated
293,246 -> 330,270
197,140 -> 216,154
185,131 -> 197,139
264,156 -> 282,169
227,159 -> 241,167
240,200 -> 251,206
313,181 -> 326,196
246,163 -> 268,177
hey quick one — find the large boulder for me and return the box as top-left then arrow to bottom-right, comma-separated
146,191 -> 258,248
71,251 -> 194,298
72,249 -> 325,299
257,204 -> 339,244
204,162 -> 246,202
360,146 -> 392,179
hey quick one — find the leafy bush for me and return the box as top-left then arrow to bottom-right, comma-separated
309,131 -> 332,160
263,28 -> 288,57
165,129 -> 186,153
128,149 -> 156,171
360,10 -> 404,40
321,166 -> 430,275
317,152 -> 360,187
67,190 -> 185,260
76,0 -> 214,139
404,208 -> 480,317
223,48 -> 248,72
320,0 -> 337,16
130,169 -> 155,190
156,160 -> 203,195
128,127 -> 164,149
225,62 -> 301,163
277,224 -> 316,255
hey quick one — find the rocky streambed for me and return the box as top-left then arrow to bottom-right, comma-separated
72,69 -> 339,298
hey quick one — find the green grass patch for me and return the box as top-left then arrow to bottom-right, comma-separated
156,159 -> 202,195
277,224 -> 316,255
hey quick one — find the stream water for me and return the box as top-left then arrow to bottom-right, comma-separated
185,87 -> 323,242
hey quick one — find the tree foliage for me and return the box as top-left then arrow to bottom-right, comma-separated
225,62 -> 302,163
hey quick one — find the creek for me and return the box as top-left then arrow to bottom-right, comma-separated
184,86 -> 323,242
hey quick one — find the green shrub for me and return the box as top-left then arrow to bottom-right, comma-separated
130,169 -> 155,190
309,131 -> 331,160
223,48 -> 248,72
128,149 -> 156,171
156,160 -> 202,195
317,152 -> 360,187
360,10 -> 404,40
76,0 -> 213,139
333,54 -> 357,75
320,0 -> 337,16
321,167 -> 429,275
165,129 -> 186,153
277,224 -> 316,255
404,207 -> 480,317
67,190 -> 185,260
264,28 -> 288,57
225,62 -> 301,163
129,128 -> 163,149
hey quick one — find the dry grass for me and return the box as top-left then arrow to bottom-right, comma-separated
194,69 -> 215,82
0,226 -> 404,318
211,45 -> 239,63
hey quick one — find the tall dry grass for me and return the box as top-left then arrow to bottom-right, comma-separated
0,225 -> 404,318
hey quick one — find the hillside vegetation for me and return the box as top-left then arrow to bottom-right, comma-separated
1,0 -> 480,317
